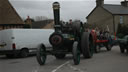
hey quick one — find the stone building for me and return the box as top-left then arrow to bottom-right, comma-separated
86,0 -> 128,34
0,0 -> 24,30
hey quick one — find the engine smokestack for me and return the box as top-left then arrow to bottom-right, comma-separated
53,2 -> 61,32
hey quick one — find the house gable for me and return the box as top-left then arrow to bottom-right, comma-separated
87,6 -> 113,23
86,6 -> 98,19
86,6 -> 112,19
87,6 -> 114,33
0,0 -> 24,24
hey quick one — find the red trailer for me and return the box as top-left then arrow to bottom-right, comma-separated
90,30 -> 113,53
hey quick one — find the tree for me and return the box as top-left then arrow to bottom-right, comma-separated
34,16 -> 48,21
117,23 -> 128,38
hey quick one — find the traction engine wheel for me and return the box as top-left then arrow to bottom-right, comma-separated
72,42 -> 80,65
81,32 -> 94,58
36,44 -> 47,65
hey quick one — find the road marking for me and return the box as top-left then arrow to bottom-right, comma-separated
51,61 -> 69,72
32,70 -> 38,72
32,65 -> 40,72
67,64 -> 85,72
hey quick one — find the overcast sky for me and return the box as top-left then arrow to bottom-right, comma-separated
9,0 -> 123,22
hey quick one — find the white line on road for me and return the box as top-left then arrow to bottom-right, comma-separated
32,65 -> 40,72
32,70 -> 38,72
32,67 -> 39,72
67,64 -> 85,72
51,61 -> 70,72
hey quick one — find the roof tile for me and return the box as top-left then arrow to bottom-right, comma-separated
103,4 -> 128,14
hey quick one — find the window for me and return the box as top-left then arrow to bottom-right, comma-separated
120,16 -> 123,24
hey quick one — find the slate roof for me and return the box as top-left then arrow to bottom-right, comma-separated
0,0 -> 24,24
103,4 -> 128,14
86,3 -> 128,19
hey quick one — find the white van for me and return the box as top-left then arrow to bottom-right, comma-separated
0,29 -> 54,58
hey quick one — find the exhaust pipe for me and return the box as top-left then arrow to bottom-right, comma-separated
53,2 -> 61,32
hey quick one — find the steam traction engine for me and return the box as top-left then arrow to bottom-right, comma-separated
36,2 -> 94,65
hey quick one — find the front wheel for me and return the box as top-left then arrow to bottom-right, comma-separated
36,44 -> 47,65
72,42 -> 80,65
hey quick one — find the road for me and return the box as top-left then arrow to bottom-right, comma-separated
0,46 -> 128,72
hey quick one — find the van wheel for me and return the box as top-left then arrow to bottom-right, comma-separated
20,49 -> 28,58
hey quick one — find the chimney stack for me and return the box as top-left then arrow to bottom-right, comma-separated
96,0 -> 104,6
121,0 -> 128,7
25,16 -> 32,25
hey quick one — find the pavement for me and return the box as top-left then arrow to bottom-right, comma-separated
0,46 -> 128,72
